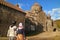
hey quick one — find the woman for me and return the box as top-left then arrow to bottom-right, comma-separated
16,23 -> 25,40
17,23 -> 24,40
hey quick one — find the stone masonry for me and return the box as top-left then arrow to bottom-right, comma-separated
0,1 -> 26,36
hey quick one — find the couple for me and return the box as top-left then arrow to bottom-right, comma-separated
7,21 -> 25,40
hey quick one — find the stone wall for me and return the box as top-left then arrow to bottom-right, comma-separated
0,4 -> 25,36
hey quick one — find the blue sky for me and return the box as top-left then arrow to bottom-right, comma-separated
6,0 -> 60,20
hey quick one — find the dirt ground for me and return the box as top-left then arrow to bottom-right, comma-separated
27,31 -> 60,40
0,31 -> 60,40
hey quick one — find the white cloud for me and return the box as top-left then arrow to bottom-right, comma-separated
45,8 -> 60,20
56,17 -> 60,19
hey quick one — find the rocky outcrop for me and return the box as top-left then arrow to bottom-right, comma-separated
25,3 -> 56,35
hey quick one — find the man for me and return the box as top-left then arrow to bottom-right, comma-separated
7,21 -> 17,40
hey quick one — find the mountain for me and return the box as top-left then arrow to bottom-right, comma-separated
54,19 -> 60,28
